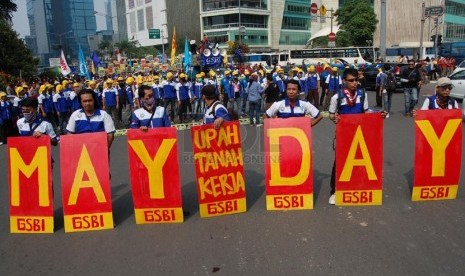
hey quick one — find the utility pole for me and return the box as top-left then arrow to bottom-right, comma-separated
380,0 -> 387,62
419,2 -> 425,60
238,0 -> 242,44
329,8 -> 334,62
434,17 -> 440,57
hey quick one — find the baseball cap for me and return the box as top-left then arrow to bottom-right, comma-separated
437,77 -> 452,87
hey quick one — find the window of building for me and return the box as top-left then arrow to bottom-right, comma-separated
146,6 -> 153,29
130,11 -> 136,32
145,0 -> 152,3
136,0 -> 143,7
137,9 -> 144,31
128,0 -> 135,9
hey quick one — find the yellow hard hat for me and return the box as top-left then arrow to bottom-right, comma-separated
224,70 -> 231,75
332,66 -> 338,72
0,91 -> 6,97
126,77 -> 135,85
106,79 -> 114,84
73,82 -> 80,88
117,76 -> 124,81
292,67 -> 299,72
196,74 -> 202,78
200,72 -> 205,77
62,80 -> 69,86
167,72 -> 173,79
308,65 -> 315,72
153,75 -> 160,80
22,84 -> 29,88
232,70 -> 239,76
209,71 -> 216,77
179,73 -> 187,79
259,70 -> 264,75
55,84 -> 63,93
46,84 -> 54,90
15,86 -> 23,95
39,85 -> 46,93
244,70 -> 250,75
88,81 -> 96,87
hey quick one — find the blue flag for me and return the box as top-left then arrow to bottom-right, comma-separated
79,45 -> 89,78
91,51 -> 100,75
183,37 -> 192,69
235,47 -> 243,63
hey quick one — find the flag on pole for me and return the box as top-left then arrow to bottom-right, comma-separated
60,50 -> 71,76
183,36 -> 192,69
91,51 -> 100,75
78,45 -> 89,78
170,26 -> 177,66
234,47 -> 243,63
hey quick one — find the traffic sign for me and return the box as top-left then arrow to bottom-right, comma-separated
425,6 -> 443,17
311,3 -> 318,14
148,29 -> 161,39
328,41 -> 336,48
320,5 -> 327,16
328,32 -> 336,42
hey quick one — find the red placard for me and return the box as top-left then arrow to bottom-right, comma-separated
191,121 -> 246,218
60,133 -> 114,232
8,136 -> 53,233
264,117 -> 313,210
335,113 -> 383,206
127,128 -> 183,224
413,109 -> 462,201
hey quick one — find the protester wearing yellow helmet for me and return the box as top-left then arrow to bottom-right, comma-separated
161,71 -> 178,122
102,78 -> 120,128
322,66 -> 342,111
52,83 -> 69,134
38,83 -> 56,123
305,64 -> 321,109
192,73 -> 204,120
176,72 -> 192,123
0,91 -> 14,145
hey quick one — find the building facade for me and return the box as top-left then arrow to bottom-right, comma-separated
111,0 -> 128,42
26,0 -> 97,67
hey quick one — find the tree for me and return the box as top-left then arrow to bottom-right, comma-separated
334,0 -> 377,47
0,19 -> 38,78
227,41 -> 250,63
0,0 -> 16,22
114,40 -> 139,57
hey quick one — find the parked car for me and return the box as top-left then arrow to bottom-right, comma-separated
363,63 -> 403,91
452,60 -> 465,75
449,69 -> 465,101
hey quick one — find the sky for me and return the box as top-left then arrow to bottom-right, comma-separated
11,0 -> 107,39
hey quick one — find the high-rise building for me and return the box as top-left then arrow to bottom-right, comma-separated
26,0 -> 97,67
112,0 -> 128,42
200,0 -> 311,50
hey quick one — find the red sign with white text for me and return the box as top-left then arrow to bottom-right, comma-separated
264,117 -> 314,210
8,136 -> 54,233
60,133 -> 114,232
191,121 -> 246,218
127,128 -> 183,224
336,113 -> 383,206
413,109 -> 462,201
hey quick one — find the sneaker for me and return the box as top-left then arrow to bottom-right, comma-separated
329,194 -> 335,205
386,113 -> 390,118
0,142 -> 3,146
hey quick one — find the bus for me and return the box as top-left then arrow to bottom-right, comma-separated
229,52 -> 289,67
439,41 -> 465,64
287,47 -> 376,66
385,46 -> 435,62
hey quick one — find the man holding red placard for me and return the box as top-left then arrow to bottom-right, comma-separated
265,79 -> 323,127
328,68 -> 387,205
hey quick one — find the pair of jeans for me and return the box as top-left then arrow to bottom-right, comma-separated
192,98 -> 204,119
58,111 -> 69,134
228,97 -> 241,116
383,90 -> 393,113
164,98 -> 177,121
241,93 -> 248,114
249,100 -> 261,125
404,87 -> 418,114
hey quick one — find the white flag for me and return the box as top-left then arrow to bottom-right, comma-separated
60,50 -> 71,76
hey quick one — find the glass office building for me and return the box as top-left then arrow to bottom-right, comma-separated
26,0 -> 97,67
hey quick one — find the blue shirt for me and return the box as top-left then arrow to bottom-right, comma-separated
162,81 -> 177,99
17,116 -> 57,139
66,109 -> 115,134
191,82 -> 203,98
266,99 -> 320,118
130,107 -> 171,128
53,92 -> 68,113
38,94 -> 54,113
103,88 -> 118,107
203,101 -> 230,125
329,89 -> 368,115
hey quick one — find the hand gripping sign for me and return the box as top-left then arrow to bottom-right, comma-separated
60,133 -> 114,232
336,113 -> 383,206
8,136 -> 54,233
264,117 -> 314,210
191,121 -> 246,218
127,128 -> 183,224
413,109 -> 462,201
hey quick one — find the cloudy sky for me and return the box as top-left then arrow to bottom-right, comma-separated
11,0 -> 107,38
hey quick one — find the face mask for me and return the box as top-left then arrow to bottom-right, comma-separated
143,97 -> 155,109
23,112 -> 37,122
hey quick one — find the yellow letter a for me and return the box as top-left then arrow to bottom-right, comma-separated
68,145 -> 106,205
339,126 -> 377,182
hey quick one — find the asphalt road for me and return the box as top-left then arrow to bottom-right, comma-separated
1,83 -> 465,275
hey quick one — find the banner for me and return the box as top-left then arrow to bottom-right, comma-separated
8,136 -> 53,233
191,122 -> 246,218
127,128 -> 183,224
335,113 -> 383,206
60,133 -> 114,232
413,109 -> 462,201
60,50 -> 71,76
264,117 -> 314,210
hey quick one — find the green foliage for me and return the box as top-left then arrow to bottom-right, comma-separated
227,41 -> 250,59
312,36 -> 328,48
334,0 -> 377,46
0,0 -> 16,22
0,19 -> 38,77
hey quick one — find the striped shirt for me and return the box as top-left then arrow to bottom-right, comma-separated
66,109 -> 115,134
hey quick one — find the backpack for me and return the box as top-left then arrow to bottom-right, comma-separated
210,101 -> 239,121
386,72 -> 397,91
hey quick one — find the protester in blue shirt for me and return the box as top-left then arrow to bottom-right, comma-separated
102,79 -> 120,129
53,84 -> 70,135
66,89 -> 115,148
130,85 -> 170,130
0,91 -> 14,145
17,98 -> 58,146
202,84 -> 230,129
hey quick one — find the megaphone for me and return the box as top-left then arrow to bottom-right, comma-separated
212,48 -> 219,56
203,48 -> 211,57
220,49 -> 227,56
